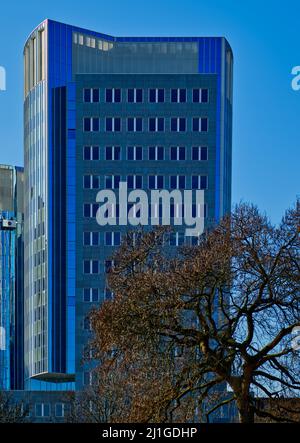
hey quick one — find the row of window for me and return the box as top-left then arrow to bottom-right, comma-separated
82,229 -> 205,248
83,371 -> 97,386
83,231 -> 121,246
82,287 -> 113,303
83,202 -> 208,219
83,87 -> 209,104
34,403 -> 65,418
83,117 -> 209,132
81,228 -> 200,277
73,32 -> 114,51
83,145 -> 208,161
83,174 -> 208,190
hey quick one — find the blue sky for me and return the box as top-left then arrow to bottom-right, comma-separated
0,0 -> 299,222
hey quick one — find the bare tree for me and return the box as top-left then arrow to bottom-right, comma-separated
0,391 -> 28,423
90,202 -> 300,423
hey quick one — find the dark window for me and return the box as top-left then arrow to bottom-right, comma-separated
192,88 -> 209,103
171,118 -> 185,131
192,176 -> 199,189
106,89 -> 113,102
149,88 -> 165,103
136,89 -> 143,102
92,146 -> 99,160
179,146 -> 185,160
106,118 -> 112,131
178,176 -> 186,188
114,89 -> 121,102
128,88 -> 143,102
92,88 -> 99,102
149,89 -> 156,103
157,176 -> 164,188
201,89 -> 208,103
157,146 -> 164,160
92,176 -> 99,189
178,233 -> 184,246
192,89 -> 200,103
149,146 -> 155,160
127,175 -> 134,189
149,118 -> 156,132
127,118 -> 134,131
84,146 -> 91,160
179,118 -> 186,131
84,204 -> 90,218
170,176 -> 177,189
84,88 -> 91,102
55,404 -> 64,418
192,204 -> 197,218
170,233 -> 176,246
92,117 -> 99,132
127,146 -> 134,160
92,261 -> 99,274
105,176 -> 112,188
192,118 -> 199,132
83,232 -> 90,245
92,204 -> 98,217
136,118 -> 143,131
158,89 -> 165,102
192,147 -> 198,161
84,261 -> 90,274
105,232 -> 112,245
43,404 -> 50,417
136,146 -> 143,160
92,232 -> 99,246
114,146 -> 121,160
201,118 -> 208,132
171,89 -> 186,103
128,117 -> 142,131
170,147 -> 177,160
114,118 -> 121,131
180,89 -> 186,102
83,289 -> 90,302
135,176 -> 143,189
148,176 -> 155,189
115,232 -> 121,246
84,175 -> 91,189
84,118 -> 91,132
92,289 -> 99,302
200,175 -> 208,189
106,146 -> 112,160
127,89 -> 134,102
201,147 -> 208,161
171,89 -> 178,102
157,118 -> 164,131
171,118 -> 177,131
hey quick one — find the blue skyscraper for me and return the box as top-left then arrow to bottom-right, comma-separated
23,19 -> 233,392
0,164 -> 24,390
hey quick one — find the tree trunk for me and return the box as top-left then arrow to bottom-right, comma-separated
237,398 -> 255,423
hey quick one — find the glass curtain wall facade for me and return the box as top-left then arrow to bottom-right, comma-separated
24,19 -> 233,391
0,164 -> 24,390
